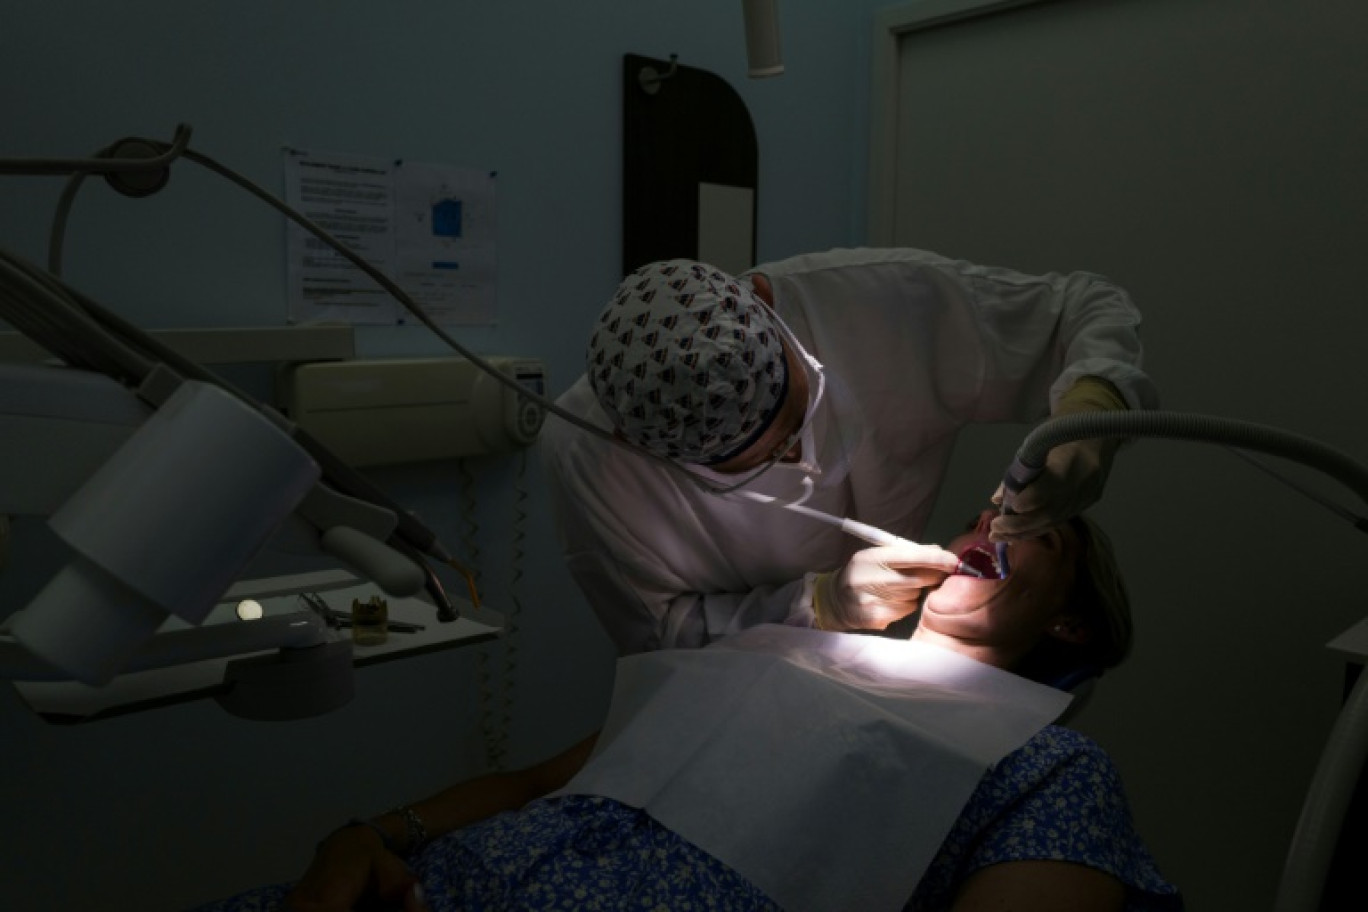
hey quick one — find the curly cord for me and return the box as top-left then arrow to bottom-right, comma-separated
493,450 -> 529,770
468,453 -> 530,771
456,458 -> 483,586
459,458 -> 505,770
476,644 -> 505,767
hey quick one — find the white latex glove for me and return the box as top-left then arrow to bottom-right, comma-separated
991,375 -> 1130,541
812,542 -> 961,632
989,436 -> 1118,541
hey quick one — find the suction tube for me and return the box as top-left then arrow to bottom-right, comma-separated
1000,411 -> 1368,511
1001,410 -> 1368,912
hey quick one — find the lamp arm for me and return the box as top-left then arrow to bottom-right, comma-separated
0,611 -> 332,683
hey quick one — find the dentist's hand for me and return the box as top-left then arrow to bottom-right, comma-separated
992,375 -> 1129,541
285,825 -> 428,912
989,436 -> 1118,541
812,543 -> 961,631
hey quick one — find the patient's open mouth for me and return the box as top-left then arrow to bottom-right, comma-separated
956,543 -> 1003,580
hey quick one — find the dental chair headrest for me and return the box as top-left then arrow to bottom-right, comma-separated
1044,664 -> 1104,726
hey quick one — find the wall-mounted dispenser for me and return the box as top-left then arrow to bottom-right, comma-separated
280,356 -> 546,467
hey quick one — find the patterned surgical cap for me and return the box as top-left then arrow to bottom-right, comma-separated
587,259 -> 788,464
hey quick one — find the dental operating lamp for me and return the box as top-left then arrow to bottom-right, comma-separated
0,128 -> 480,710
995,410 -> 1368,912
2,366 -> 320,686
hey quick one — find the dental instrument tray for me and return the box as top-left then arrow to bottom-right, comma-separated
9,569 -> 503,723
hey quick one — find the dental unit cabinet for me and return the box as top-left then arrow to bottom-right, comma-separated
279,355 -> 547,467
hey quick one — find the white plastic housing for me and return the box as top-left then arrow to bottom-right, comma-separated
280,355 -> 546,467
9,380 -> 320,685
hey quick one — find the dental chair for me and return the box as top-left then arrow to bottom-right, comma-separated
1044,663 -> 1104,726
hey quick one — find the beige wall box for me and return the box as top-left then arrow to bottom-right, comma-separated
280,356 -> 547,466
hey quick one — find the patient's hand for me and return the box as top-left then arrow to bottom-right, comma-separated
285,825 -> 427,912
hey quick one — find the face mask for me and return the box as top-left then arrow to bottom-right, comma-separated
769,363 -> 823,477
765,325 -> 865,492
770,366 -> 864,491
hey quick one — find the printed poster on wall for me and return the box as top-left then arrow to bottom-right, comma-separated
283,148 -> 497,326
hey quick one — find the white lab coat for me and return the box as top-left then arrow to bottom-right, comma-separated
540,248 -> 1158,655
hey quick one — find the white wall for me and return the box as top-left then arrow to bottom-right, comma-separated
0,3 -> 886,909
880,0 -> 1368,908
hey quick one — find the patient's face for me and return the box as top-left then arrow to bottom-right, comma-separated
919,510 -> 1080,659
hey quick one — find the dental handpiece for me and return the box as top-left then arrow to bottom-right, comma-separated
994,452 -> 1042,581
734,492 -> 986,578
841,518 -> 987,579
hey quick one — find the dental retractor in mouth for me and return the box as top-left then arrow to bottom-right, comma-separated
956,542 -> 1007,579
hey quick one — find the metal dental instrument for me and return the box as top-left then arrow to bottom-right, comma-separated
297,592 -> 340,628
296,592 -> 425,633
734,491 -> 987,578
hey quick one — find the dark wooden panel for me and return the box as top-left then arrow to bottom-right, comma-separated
622,54 -> 757,275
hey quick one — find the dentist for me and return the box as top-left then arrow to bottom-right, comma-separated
541,250 -> 1157,654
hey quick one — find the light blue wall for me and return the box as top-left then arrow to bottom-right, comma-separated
0,3 -> 886,909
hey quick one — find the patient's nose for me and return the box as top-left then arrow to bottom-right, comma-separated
974,509 -> 994,535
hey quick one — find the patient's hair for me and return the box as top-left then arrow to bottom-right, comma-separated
1015,513 -> 1134,687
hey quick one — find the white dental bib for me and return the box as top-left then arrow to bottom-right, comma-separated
557,625 -> 1072,912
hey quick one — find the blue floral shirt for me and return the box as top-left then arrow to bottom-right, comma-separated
194,726 -> 1182,911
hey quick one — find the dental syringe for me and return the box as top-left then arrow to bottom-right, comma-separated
734,491 -> 987,578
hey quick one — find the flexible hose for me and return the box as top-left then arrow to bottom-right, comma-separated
1002,410 -> 1368,912
1002,411 -> 1368,511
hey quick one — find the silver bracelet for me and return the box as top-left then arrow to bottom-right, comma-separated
392,804 -> 429,856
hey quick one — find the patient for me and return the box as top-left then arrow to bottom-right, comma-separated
193,509 -> 1182,912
